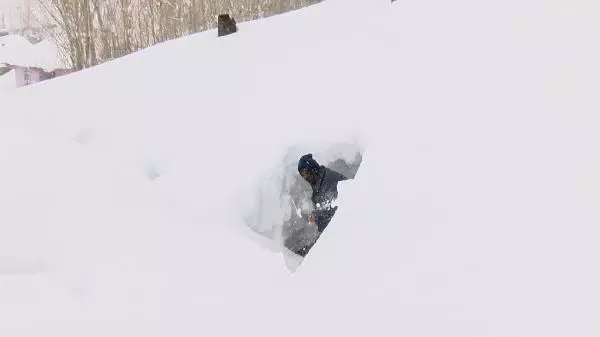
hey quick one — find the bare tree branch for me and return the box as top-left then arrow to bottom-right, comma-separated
37,0 -> 323,70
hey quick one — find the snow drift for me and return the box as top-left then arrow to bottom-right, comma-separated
1,0 -> 600,336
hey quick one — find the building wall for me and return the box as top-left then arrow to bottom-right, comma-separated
14,66 -> 41,87
14,67 -> 25,87
39,68 -> 72,81
53,69 -> 71,77
12,66 -> 72,88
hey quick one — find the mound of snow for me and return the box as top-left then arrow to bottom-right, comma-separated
0,0 -> 599,336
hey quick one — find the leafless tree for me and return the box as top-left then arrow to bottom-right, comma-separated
37,0 -> 322,70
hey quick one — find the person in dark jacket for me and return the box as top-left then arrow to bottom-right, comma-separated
297,153 -> 349,233
284,153 -> 357,257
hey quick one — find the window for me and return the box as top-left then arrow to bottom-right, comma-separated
23,69 -> 30,85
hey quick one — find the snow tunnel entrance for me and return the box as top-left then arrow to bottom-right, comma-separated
241,141 -> 363,271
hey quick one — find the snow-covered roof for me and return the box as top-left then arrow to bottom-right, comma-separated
0,34 -> 67,71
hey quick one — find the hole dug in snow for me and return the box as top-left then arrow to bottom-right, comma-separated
242,142 -> 363,270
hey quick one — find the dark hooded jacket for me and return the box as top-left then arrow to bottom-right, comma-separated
308,165 -> 349,232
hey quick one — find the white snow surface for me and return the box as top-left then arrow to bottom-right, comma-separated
1,0 -> 600,336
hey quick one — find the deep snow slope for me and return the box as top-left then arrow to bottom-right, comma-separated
1,0 -> 600,336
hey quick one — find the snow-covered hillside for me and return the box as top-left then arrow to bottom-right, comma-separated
1,0 -> 600,336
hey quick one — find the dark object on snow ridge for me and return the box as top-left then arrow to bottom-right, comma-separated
218,14 -> 237,37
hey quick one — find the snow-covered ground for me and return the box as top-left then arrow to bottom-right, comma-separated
1,0 -> 600,336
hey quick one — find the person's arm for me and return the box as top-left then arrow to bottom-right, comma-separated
327,168 -> 349,182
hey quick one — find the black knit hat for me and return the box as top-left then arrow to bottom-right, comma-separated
298,153 -> 320,173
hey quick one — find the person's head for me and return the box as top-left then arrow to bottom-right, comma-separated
298,153 -> 320,183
